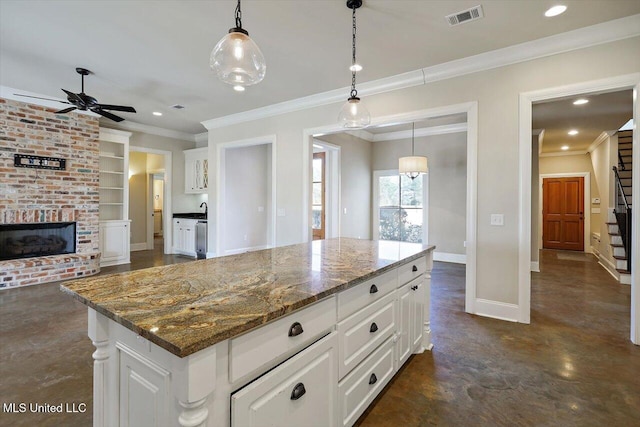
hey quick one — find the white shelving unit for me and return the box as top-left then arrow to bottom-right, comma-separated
99,128 -> 131,266
184,147 -> 209,194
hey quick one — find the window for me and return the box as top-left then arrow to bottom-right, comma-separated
373,170 -> 428,243
312,152 -> 325,240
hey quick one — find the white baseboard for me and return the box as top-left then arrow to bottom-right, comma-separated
433,252 -> 466,264
224,245 -> 269,255
597,254 -> 620,281
206,251 -> 217,259
530,261 -> 540,272
473,299 -> 519,322
130,243 -> 148,252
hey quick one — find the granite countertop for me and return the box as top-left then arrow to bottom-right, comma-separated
173,212 -> 207,220
61,238 -> 434,358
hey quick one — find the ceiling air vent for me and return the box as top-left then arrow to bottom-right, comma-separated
446,5 -> 484,26
170,104 -> 185,110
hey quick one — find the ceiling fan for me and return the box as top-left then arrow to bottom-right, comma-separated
14,67 -> 136,122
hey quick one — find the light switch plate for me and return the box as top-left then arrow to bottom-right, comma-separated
490,214 -> 504,226
277,209 -> 286,217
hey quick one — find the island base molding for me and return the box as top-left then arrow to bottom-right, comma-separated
84,250 -> 434,426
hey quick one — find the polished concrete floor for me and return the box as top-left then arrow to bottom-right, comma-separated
1,248 -> 638,426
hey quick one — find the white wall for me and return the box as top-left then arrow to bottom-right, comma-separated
224,144 -> 270,252
372,132 -> 467,255
590,133 -> 618,265
129,151 -> 147,245
531,136 -> 540,264
315,133 -> 372,239
206,36 -> 640,307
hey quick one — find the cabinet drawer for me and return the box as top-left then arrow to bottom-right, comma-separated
231,332 -> 337,427
230,297 -> 336,383
337,291 -> 396,379
338,336 -> 395,427
398,256 -> 427,286
337,269 -> 397,321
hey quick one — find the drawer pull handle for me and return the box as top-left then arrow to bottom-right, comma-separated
369,322 -> 378,333
412,265 -> 418,272
369,373 -> 377,385
369,284 -> 378,294
290,382 -> 306,400
288,322 -> 304,337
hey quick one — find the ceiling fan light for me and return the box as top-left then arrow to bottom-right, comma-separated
210,29 -> 266,87
338,97 -> 371,128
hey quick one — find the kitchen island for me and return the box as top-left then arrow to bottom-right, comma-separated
62,238 -> 434,427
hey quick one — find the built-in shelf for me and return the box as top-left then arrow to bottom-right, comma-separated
100,203 -> 124,206
100,170 -> 124,175
99,187 -> 124,190
100,154 -> 125,160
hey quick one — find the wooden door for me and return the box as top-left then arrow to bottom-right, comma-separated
543,177 -> 584,251
312,152 -> 326,240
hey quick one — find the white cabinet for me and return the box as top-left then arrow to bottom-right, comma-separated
172,219 -> 197,256
184,148 -> 208,194
99,220 -> 130,266
99,128 -> 131,267
397,277 -> 424,367
232,332 -> 338,427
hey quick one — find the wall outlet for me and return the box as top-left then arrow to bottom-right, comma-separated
277,209 -> 286,217
258,206 -> 264,212
243,234 -> 248,241
343,208 -> 347,215
490,214 -> 504,226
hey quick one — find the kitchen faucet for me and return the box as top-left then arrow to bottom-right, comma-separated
200,202 -> 208,215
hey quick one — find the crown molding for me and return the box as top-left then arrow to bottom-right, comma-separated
201,14 -> 640,131
344,129 -> 376,141
587,130 -> 616,153
194,132 -> 209,144
540,150 -> 588,157
370,123 -> 467,142
537,129 -> 545,155
111,120 -> 197,142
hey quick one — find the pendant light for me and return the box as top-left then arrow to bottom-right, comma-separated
210,0 -> 266,91
399,123 -> 428,180
338,0 -> 370,129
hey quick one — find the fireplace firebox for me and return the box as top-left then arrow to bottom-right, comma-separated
0,222 -> 76,261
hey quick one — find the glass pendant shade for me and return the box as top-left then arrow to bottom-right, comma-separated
210,30 -> 266,87
338,97 -> 371,129
399,156 -> 428,179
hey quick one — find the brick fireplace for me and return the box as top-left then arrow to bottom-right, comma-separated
0,98 -> 101,288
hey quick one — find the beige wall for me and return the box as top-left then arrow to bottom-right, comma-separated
207,36 -> 640,306
129,151 -> 148,245
372,132 -> 467,255
315,133 -> 373,239
531,136 -> 540,264
590,133 -> 618,266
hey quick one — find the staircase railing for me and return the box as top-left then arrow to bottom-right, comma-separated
618,150 -> 626,170
613,166 -> 631,273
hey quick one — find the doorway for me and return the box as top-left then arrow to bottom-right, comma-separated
312,152 -> 326,240
542,176 -> 586,251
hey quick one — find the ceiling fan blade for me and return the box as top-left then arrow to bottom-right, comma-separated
93,109 -> 125,122
61,88 -> 84,105
96,104 -> 136,113
13,94 -> 71,104
55,107 -> 77,114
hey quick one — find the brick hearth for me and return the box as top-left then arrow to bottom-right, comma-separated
0,98 -> 101,288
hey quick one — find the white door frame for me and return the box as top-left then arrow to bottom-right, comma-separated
312,140 -> 341,238
302,101 -> 478,316
518,73 -> 640,344
372,169 -> 429,244
129,146 -> 173,254
216,135 -> 277,256
539,173 -> 591,254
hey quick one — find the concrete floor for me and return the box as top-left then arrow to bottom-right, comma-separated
1,248 -> 638,426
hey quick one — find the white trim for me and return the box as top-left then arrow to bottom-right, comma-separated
539,150 -> 588,157
216,135 -> 277,256
518,73 -> 640,340
130,243 -> 148,252
111,120 -> 197,142
531,262 -> 540,273
587,131 -> 616,153
194,132 -> 208,145
369,123 -> 467,142
224,245 -> 270,256
433,252 -> 466,264
598,255 -> 620,281
303,101 -> 479,319
539,172 -> 591,255
100,127 -> 132,141
312,140 -> 341,239
201,15 -> 640,131
129,146 -> 173,255
474,299 -> 519,323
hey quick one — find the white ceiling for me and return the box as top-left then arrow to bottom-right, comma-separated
1,1 -> 639,135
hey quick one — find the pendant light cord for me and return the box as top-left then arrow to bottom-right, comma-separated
235,0 -> 242,29
411,123 -> 415,155
350,5 -> 358,98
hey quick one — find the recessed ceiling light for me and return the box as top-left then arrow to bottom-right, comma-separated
573,99 -> 589,105
349,64 -> 363,72
233,85 -> 245,92
152,111 -> 162,116
568,129 -> 578,135
545,5 -> 567,17
561,145 -> 570,150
